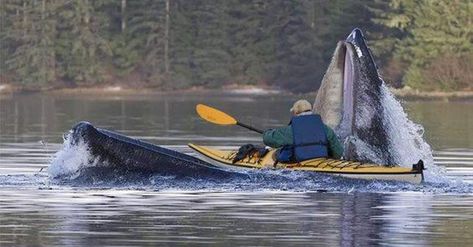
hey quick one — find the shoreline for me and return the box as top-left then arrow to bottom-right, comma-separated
1,84 -> 472,101
0,84 -> 285,97
390,88 -> 473,101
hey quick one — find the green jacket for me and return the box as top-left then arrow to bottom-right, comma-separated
263,124 -> 344,159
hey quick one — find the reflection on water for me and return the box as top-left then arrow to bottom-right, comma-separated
1,189 -> 473,246
1,93 -> 473,246
1,93 -> 471,148
405,101 -> 473,149
0,93 -> 291,145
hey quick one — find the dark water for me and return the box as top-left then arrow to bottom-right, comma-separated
1,93 -> 472,246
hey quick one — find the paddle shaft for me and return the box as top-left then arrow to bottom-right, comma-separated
237,122 -> 263,134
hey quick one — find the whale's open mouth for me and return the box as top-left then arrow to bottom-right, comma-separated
314,29 -> 399,165
313,40 -> 363,145
314,29 -> 434,170
342,43 -> 356,136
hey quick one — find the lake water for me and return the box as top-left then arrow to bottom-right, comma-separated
0,92 -> 472,246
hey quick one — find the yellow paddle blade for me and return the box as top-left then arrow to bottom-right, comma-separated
196,104 -> 237,125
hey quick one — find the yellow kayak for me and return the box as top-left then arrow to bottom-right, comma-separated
188,143 -> 425,184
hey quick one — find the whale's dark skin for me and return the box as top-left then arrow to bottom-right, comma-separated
314,28 -> 394,165
62,121 -> 247,181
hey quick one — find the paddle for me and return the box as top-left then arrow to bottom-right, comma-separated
196,104 -> 263,134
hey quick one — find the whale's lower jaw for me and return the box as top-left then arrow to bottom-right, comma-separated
56,121 -> 243,181
314,28 -> 393,165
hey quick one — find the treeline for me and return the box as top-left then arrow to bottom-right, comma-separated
0,0 -> 471,92
372,0 -> 472,91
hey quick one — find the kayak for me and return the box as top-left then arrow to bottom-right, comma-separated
188,143 -> 425,184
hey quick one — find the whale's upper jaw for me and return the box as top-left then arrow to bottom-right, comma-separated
346,28 -> 381,78
346,28 -> 365,58
314,28 -> 393,165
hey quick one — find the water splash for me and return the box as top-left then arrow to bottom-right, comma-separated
48,131 -> 105,180
379,84 -> 448,183
347,137 -> 385,164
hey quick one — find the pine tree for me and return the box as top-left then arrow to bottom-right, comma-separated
374,0 -> 473,90
168,0 -> 195,88
97,0 -> 137,76
124,0 -> 168,85
188,0 -> 230,87
266,0 -> 318,92
0,1 -> 10,82
56,0 -> 111,86
170,0 -> 231,88
3,0 -> 58,87
225,0 -> 275,85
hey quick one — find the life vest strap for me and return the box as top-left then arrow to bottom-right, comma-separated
293,142 -> 328,147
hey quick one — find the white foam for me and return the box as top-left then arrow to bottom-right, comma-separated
348,137 -> 385,164
380,84 -> 448,182
48,131 -> 101,179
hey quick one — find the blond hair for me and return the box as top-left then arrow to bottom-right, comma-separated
290,99 -> 312,115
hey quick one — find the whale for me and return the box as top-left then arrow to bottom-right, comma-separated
314,28 -> 397,165
49,121 -> 246,181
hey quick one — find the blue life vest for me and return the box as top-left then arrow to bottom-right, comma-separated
277,113 -> 328,162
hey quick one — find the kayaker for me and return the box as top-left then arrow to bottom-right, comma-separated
263,99 -> 343,161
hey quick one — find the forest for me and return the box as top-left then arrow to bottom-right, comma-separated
0,0 -> 471,92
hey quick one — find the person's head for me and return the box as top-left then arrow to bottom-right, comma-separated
290,99 -> 312,116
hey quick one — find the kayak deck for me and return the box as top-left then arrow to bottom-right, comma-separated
188,143 -> 425,184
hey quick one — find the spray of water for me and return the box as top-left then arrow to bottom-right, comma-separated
379,84 -> 448,182
48,131 -> 103,179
